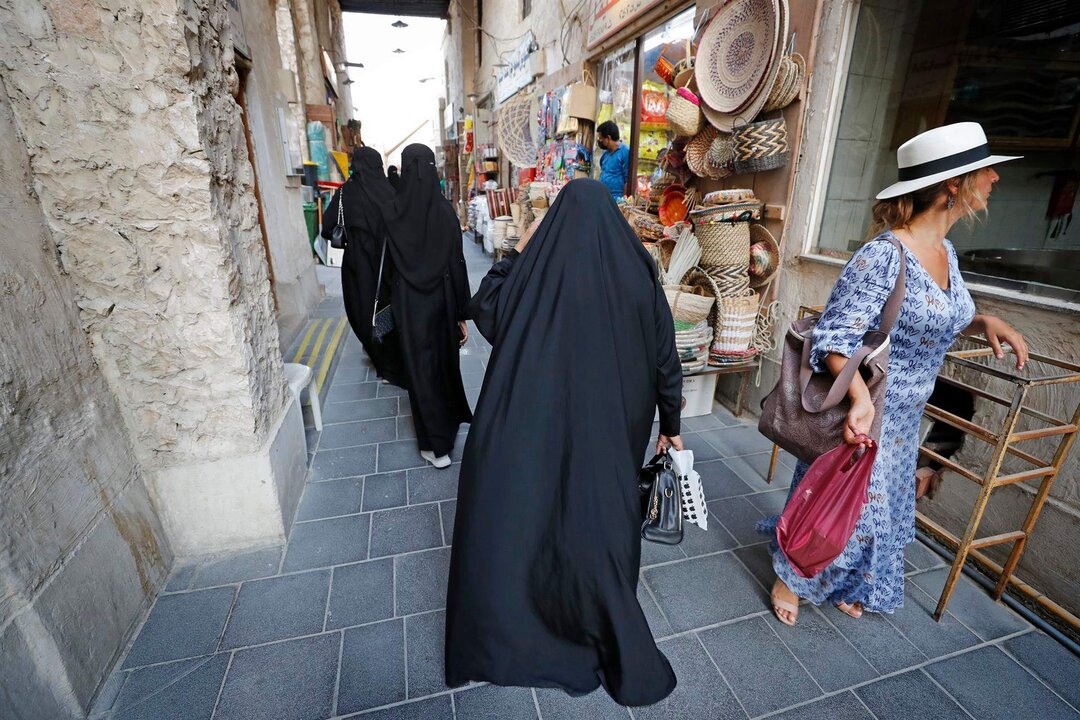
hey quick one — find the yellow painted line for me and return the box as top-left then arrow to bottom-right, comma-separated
316,317 -> 349,392
292,318 -> 323,363
306,318 -> 333,367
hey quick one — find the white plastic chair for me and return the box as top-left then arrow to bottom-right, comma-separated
285,363 -> 322,431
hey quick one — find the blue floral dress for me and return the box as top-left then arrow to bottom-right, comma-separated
760,232 -> 976,613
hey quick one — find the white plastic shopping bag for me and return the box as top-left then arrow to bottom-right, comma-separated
669,449 -> 708,531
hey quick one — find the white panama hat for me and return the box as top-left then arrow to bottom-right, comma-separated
876,122 -> 1021,200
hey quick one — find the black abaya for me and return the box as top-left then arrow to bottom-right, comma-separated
445,179 -> 683,706
321,147 -> 406,386
381,144 -> 472,457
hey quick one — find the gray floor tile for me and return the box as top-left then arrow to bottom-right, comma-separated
823,604 -> 926,674
698,616 -> 822,716
349,695 -> 454,719
1004,631 -> 1080,710
113,654 -> 229,720
883,582 -> 980,659
336,352 -> 372,369
329,381 -> 379,403
681,412 -> 734,432
768,691 -> 874,720
310,444 -> 377,482
695,460 -> 755,499
679,521 -> 738,558
330,367 -> 373,385
855,670 -> 969,720
296,478 -> 364,521
643,553 -> 764,633
123,587 -> 235,668
640,537 -> 686,567
397,397 -> 412,416
319,417 -> 398,450
327,559 -> 394,630
733,544 -> 775,591
324,397 -> 399,424
722,453 -> 784,492
377,439 -> 430,472
634,636 -> 743,719
397,415 -> 417,440
221,570 -> 330,649
407,464 -> 461,504
363,471 -> 408,512
699,426 -> 775,458
214,633 -> 339,720
637,583 -> 673,639
904,541 -> 945,571
395,548 -> 451,616
377,383 -> 410,399
282,514 -> 371,572
190,546 -> 282,589
710,496 -> 769,546
304,427 -> 321,453
679,432 -> 723,463
926,646 -> 1077,720
535,687 -> 629,719
440,500 -> 456,545
454,685 -> 537,719
338,619 -> 406,714
740,451 -> 795,486
910,567 -> 1029,641
777,607 -> 879,691
369,505 -> 443,558
165,563 -> 197,592
405,611 -> 449,698
745,488 -> 789,517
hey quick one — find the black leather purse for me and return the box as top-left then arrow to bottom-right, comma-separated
331,187 -> 349,249
639,453 -> 684,545
371,237 -> 395,343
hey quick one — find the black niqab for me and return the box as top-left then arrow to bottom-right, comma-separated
387,165 -> 401,191
445,179 -> 683,706
382,144 -> 457,291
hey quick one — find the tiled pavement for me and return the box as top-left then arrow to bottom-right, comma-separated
89,238 -> 1080,720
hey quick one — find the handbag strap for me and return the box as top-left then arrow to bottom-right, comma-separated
800,236 -> 907,413
336,186 -> 345,227
372,236 -> 388,324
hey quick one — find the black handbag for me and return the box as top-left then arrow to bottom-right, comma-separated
639,454 -> 684,545
371,237 -> 395,343
331,187 -> 349,249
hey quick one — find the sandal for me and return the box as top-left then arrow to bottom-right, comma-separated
835,601 -> 863,619
771,578 -> 799,626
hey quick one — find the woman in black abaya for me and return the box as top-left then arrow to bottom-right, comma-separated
445,179 -> 684,706
381,144 -> 472,468
321,147 -> 406,386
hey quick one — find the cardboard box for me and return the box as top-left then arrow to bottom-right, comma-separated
654,372 -> 718,421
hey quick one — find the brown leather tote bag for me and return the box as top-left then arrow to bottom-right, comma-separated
759,237 -> 907,464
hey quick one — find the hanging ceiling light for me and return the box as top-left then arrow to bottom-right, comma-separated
391,20 -> 408,28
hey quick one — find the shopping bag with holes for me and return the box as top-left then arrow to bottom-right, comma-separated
777,441 -> 876,578
669,449 -> 707,531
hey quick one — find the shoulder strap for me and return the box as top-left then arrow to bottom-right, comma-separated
372,236 -> 388,324
336,186 -> 345,227
799,235 -> 907,413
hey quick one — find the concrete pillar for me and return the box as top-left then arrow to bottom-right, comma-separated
0,0 -> 307,557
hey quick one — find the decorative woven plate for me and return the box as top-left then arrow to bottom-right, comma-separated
748,223 -> 781,288
695,0 -> 779,114
685,126 -> 719,178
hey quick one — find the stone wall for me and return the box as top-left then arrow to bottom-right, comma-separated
0,84 -> 170,719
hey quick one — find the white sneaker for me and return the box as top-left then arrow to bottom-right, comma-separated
420,450 -> 452,469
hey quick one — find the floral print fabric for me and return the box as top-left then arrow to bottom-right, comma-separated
759,232 -> 976,612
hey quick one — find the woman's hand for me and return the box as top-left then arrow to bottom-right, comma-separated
657,434 -> 684,454
845,398 -> 875,449
458,321 -> 469,347
515,217 -> 542,254
977,314 -> 1028,370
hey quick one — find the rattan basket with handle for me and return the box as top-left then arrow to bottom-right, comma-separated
732,117 -> 790,174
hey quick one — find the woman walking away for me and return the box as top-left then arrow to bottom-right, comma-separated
321,147 -> 406,387
381,144 -> 471,469
445,179 -> 684,706
763,122 -> 1028,625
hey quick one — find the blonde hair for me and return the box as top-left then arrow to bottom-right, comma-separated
867,169 -> 986,238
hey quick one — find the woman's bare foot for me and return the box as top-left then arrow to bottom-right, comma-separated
835,601 -> 864,619
771,577 -> 799,626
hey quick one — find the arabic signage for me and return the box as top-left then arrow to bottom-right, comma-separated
495,32 -> 544,104
588,0 -> 665,49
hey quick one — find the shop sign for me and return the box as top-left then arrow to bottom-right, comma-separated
588,0 -> 664,49
495,32 -> 544,104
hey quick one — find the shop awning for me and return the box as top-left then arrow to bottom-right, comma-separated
339,0 -> 449,17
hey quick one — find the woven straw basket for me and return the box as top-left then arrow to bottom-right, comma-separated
664,285 -> 715,324
697,218 -> 750,269
708,264 -> 750,295
714,290 -> 759,354
666,88 -> 705,137
733,117 -> 790,174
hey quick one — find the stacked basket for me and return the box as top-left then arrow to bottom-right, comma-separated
664,284 -> 716,375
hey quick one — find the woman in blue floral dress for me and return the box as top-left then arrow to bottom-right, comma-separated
765,123 -> 1029,624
